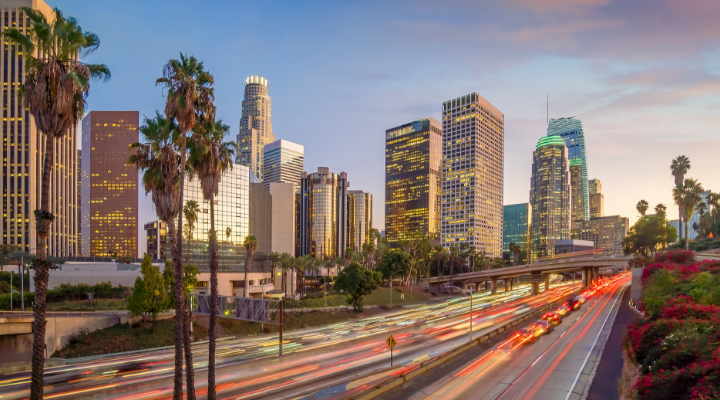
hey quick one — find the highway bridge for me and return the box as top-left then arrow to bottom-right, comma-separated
428,255 -> 631,295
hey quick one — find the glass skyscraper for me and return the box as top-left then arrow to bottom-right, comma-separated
237,76 -> 275,180
503,203 -> 531,263
530,136 -> 571,258
547,117 -> 589,223
262,139 -> 304,189
297,167 -> 349,258
384,118 -> 442,246
347,191 -> 372,252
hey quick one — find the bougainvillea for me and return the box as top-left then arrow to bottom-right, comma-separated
654,249 -> 697,265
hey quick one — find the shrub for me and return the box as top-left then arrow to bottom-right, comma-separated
654,249 -> 696,265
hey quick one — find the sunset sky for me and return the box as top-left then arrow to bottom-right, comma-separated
54,0 -> 720,250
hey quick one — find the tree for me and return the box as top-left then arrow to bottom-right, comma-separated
636,200 -> 649,217
344,247 -> 354,268
654,203 -> 667,219
243,235 -> 258,299
334,263 -> 382,312
448,244 -> 459,287
508,243 -> 521,266
623,214 -> 678,256
706,192 -> 720,238
671,156 -> 691,241
157,53 -> 215,400
431,245 -> 447,292
128,254 -> 170,321
162,262 -> 199,309
183,200 -> 200,265
1,9 -> 110,398
673,178 -> 705,251
362,241 -> 376,270
186,119 -> 233,397
129,113 -> 188,397
226,227 -> 232,243
268,252 -> 281,287
294,255 -> 310,298
377,249 -> 411,282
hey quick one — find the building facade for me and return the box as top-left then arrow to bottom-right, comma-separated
77,149 -> 82,254
263,139 -> 303,189
588,178 -> 604,218
580,215 -> 629,255
503,203 -> 531,264
236,75 -> 274,180
441,93 -> 504,256
144,220 -> 167,260
297,167 -> 349,259
269,182 -> 296,255
555,239 -> 595,255
384,118 -> 442,246
547,117 -> 589,223
530,136 -> 572,258
81,111 -> 139,258
347,190 -> 372,252
1,0 -> 78,256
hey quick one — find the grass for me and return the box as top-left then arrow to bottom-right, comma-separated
46,299 -> 128,312
217,309 -> 364,336
618,351 -> 641,400
52,318 -> 208,359
285,285 -> 435,309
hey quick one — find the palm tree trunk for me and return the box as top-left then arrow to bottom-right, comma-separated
30,133 -> 56,400
679,206 -> 683,241
165,218 -> 186,400
436,259 -> 441,294
685,214 -> 690,251
207,200 -> 218,399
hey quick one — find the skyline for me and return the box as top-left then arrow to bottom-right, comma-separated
51,0 -> 719,241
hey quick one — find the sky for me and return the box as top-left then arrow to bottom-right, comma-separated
53,0 -> 720,252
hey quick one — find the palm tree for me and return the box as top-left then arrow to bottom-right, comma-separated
432,245 -> 446,293
279,253 -> 293,298
2,9 -> 110,398
268,252 -> 281,287
344,247 -> 354,268
226,227 -> 232,242
671,156 -> 691,241
243,235 -> 258,299
636,200 -> 649,218
508,243 -> 520,266
184,200 -> 200,265
706,192 -> 720,238
156,54 -> 214,400
654,203 -> 667,218
362,241 -> 376,269
129,113 -> 186,395
448,244 -> 459,289
673,178 -> 704,250
186,119 -> 233,399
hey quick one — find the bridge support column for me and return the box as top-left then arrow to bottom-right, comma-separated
531,281 -> 540,296
544,274 -> 551,291
510,278 -> 514,290
490,277 -> 498,295
593,267 -> 600,285
581,268 -> 588,288
504,279 -> 510,292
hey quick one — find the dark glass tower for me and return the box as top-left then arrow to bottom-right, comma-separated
547,117 -> 589,223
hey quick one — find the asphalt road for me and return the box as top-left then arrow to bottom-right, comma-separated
378,275 -> 630,400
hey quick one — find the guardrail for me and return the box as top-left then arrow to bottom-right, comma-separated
628,299 -> 645,317
344,290 -> 579,400
0,310 -> 175,318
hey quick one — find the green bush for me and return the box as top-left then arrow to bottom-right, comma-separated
0,281 -> 129,310
0,292 -> 34,309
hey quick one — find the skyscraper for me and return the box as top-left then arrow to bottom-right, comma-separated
236,75 -> 274,180
580,215 -> 628,255
263,139 -> 304,189
547,117 -> 589,223
81,111 -> 139,258
1,1 -> 78,255
77,149 -> 82,255
347,190 -> 372,252
384,118 -> 442,245
297,167 -> 349,258
441,93 -> 504,257
588,178 -> 604,218
530,136 -> 572,258
503,203 -> 531,264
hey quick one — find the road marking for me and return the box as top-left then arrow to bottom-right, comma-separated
531,355 -> 543,367
563,283 -> 628,400
560,331 -> 567,338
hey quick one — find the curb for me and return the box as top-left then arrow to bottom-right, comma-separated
344,291 -> 579,400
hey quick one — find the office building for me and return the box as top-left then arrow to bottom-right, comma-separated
547,117 -> 589,223
384,118 -> 442,246
263,139 -> 304,189
441,93 -> 504,256
555,239 -> 594,255
81,111 -> 139,258
1,0 -> 78,255
530,136 -> 571,258
588,178 -> 604,218
236,75 -> 275,180
503,203 -> 531,264
347,190 -> 372,252
77,149 -> 82,255
580,215 -> 629,255
144,220 -> 167,260
297,167 -> 349,258
269,182 -> 296,255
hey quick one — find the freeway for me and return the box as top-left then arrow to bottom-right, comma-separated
0,280 -> 582,400
379,273 -> 630,400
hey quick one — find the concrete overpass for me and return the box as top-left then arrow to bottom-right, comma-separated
428,255 -> 631,295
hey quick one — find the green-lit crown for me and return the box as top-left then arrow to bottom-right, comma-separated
535,135 -> 565,149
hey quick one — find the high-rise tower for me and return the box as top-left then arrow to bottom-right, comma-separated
81,111 -> 139,258
236,75 -> 274,180
441,93 -> 504,257
547,117 -> 589,222
384,118 -> 442,246
588,178 -> 604,218
530,136 -> 572,258
263,139 -> 303,189
1,1 -> 78,256
347,190 -> 372,252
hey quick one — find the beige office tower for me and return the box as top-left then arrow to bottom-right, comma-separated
1,0 -> 78,256
236,75 -> 275,180
347,190 -> 372,252
441,93 -> 504,257
588,178 -> 604,218
581,215 -> 628,255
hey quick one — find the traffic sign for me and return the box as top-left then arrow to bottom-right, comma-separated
386,335 -> 397,349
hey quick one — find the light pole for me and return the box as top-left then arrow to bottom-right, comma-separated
390,271 -> 399,306
468,285 -> 474,342
20,248 -> 37,312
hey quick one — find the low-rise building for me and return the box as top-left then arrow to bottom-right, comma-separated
554,239 -> 594,255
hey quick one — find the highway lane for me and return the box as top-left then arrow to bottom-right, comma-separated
396,274 -> 629,400
0,283 -> 563,399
